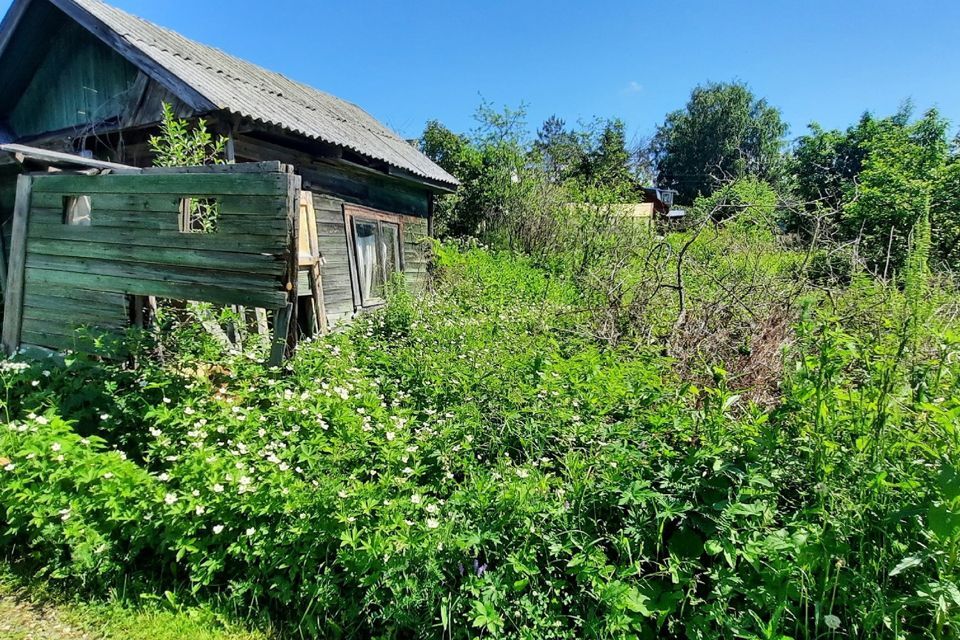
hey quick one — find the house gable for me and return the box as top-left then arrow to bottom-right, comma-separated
0,0 -> 195,144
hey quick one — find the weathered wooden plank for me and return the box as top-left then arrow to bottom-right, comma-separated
23,310 -> 127,332
141,161 -> 284,174
314,209 -> 345,224
21,331 -> 82,352
0,144 -> 141,173
30,192 -> 288,216
2,175 -> 32,354
24,287 -> 127,307
29,208 -> 290,234
24,288 -> 128,310
27,238 -> 286,276
31,172 -> 289,196
25,254 -> 279,291
28,222 -> 288,251
24,268 -> 288,309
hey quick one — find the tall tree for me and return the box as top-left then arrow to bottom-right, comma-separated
420,104 -> 531,238
585,118 -> 634,191
650,81 -> 787,203
532,115 -> 586,184
842,108 -> 951,272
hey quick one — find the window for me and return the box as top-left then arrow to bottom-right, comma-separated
178,197 -> 219,233
62,195 -> 92,226
352,217 -> 401,306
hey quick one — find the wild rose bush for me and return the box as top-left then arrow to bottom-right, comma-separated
0,246 -> 958,638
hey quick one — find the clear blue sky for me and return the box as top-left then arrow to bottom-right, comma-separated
3,0 -> 959,146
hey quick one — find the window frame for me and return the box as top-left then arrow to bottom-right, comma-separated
343,205 -> 409,309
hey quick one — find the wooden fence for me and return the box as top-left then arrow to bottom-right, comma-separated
1,162 -> 300,363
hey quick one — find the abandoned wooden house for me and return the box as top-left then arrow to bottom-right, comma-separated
0,0 -> 457,359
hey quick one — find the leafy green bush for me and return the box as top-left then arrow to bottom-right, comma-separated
1,245 -> 958,638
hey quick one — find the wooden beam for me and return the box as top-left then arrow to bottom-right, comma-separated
0,143 -> 141,173
0,0 -> 31,62
427,193 -> 435,238
0,225 -> 7,296
2,174 -> 32,354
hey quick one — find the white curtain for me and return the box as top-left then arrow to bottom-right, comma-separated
356,233 -> 377,301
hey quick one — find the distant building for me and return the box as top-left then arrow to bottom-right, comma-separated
642,187 -> 686,220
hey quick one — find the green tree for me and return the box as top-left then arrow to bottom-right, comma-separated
841,109 -> 950,273
419,103 -> 531,237
790,106 -> 913,217
583,118 -> 635,192
532,115 -> 586,185
650,81 -> 787,203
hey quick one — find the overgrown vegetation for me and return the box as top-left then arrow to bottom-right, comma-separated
1,233 -> 958,637
2,84 -> 960,638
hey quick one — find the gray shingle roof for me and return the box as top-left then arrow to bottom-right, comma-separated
68,0 -> 458,188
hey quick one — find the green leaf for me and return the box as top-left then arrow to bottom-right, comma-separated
928,505 -> 960,540
888,555 -> 922,577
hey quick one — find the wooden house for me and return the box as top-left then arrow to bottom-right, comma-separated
0,0 -> 457,355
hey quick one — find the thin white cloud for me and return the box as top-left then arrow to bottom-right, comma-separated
622,80 -> 643,95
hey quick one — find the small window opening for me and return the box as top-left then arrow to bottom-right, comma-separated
178,197 -> 220,233
62,195 -> 92,226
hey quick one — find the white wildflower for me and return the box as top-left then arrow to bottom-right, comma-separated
426,518 -> 440,529
212,524 -> 224,534
213,483 -> 224,493
164,493 -> 178,505
823,615 -> 840,630
50,442 -> 61,452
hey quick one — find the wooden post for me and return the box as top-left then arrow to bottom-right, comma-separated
0,226 -> 7,297
268,302 -> 293,366
427,192 -> 435,238
2,175 -> 32,355
265,169 -> 301,367
285,173 -> 301,356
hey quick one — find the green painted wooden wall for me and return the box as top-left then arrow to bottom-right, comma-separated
9,20 -> 140,138
309,193 -> 429,328
9,166 -> 297,353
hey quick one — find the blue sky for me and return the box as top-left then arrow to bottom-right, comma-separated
3,0 -> 959,146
